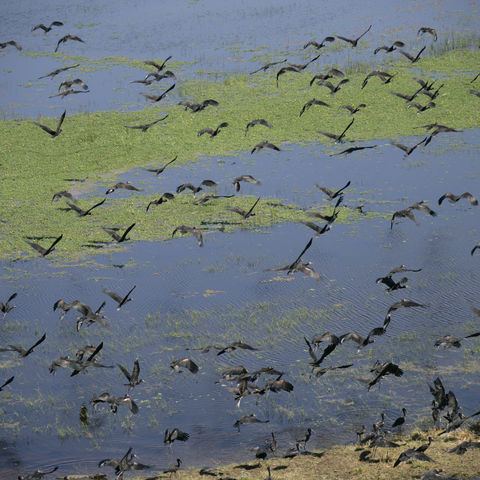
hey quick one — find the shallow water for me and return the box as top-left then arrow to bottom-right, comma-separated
1,1 -> 480,478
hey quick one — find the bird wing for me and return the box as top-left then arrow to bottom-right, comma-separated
84,198 -> 106,215
0,376 -> 14,390
55,110 -> 66,133
338,118 -> 355,141
119,223 -> 136,242
25,333 -> 47,356
33,122 -> 56,136
45,234 -> 63,255
103,227 -> 121,241
103,289 -> 123,303
198,128 -> 214,136
289,237 -> 313,271
117,364 -> 132,382
399,50 -> 415,62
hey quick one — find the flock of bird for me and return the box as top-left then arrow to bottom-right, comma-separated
2,15 -> 480,480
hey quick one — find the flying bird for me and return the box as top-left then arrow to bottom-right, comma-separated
141,83 -> 175,102
234,414 -> 269,431
299,98 -> 330,116
0,376 -> 14,392
418,27 -> 437,41
118,360 -> 144,389
266,237 -> 314,276
245,119 -> 273,135
106,182 -> 142,194
315,180 -> 351,200
8,333 -> 46,358
58,78 -> 88,91
407,101 -> 436,112
103,285 -> 136,309
361,70 -> 394,89
32,21 -> 64,33
316,78 -> 349,95
198,122 -> 229,138
438,192 -> 478,206
309,68 -> 344,85
435,331 -> 480,348
385,299 -> 425,322
217,341 -> 258,355
38,64 -> 79,79
390,137 -> 427,157
178,98 -> 218,112
91,392 -> 138,414
373,41 -> 405,54
336,25 -> 372,47
367,361 -> 403,391
144,55 -> 172,71
26,234 -> 63,257
33,110 -> 66,138
49,88 -> 89,98
233,175 -> 261,191
318,118 -> 354,143
339,104 -> 366,115
251,140 -> 281,154
471,243 -> 480,256
250,59 -> 287,75
0,293 -> 17,317
103,223 -> 136,243
145,156 -> 177,175
399,46 -> 426,63
226,197 -> 261,219
276,66 -> 300,87
470,89 -> 480,98
170,358 -> 199,374
304,36 -> 335,49
65,198 -> 106,216
125,114 -> 168,132
146,192 -> 175,211
55,34 -> 85,52
172,225 -> 203,246
0,41 -> 22,51
330,145 -> 376,156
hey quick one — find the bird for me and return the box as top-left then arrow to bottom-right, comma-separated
118,361 -> 144,389
217,341 -> 258,355
434,332 -> 480,348
288,54 -> 321,71
299,98 -> 330,117
276,66 -> 300,87
145,156 -> 177,175
392,408 -> 407,428
125,114 -> 168,132
313,363 -> 353,377
0,293 -> 17,317
145,56 -> 172,71
38,64 -> 79,79
376,265 -> 421,291
18,467 -> 59,480
296,428 -> 313,450
33,110 -> 66,138
233,175 -> 261,191
32,21 -> 64,33
0,40 -> 22,51
390,137 -> 427,157
176,182 -> 203,194
361,70 -> 394,89
385,299 -> 425,322
399,46 -> 426,63
71,300 -> 108,330
250,59 -> 287,75
471,243 -> 480,256
103,223 -> 136,243
103,285 -> 136,309
65,198 -> 106,216
304,36 -> 335,49
198,122 -> 229,138
318,118 -> 354,143
8,333 -> 46,358
316,78 -> 349,95
368,362 -> 403,391
266,374 -> 294,393
52,189 -> 75,202
446,440 -> 480,455
336,25 -> 372,47
26,234 -> 63,257
143,70 -> 176,82
172,225 -> 204,246
309,68 -> 344,85
304,336 -> 337,367
407,101 -> 436,112
266,237 -> 313,276
391,89 -> 423,102
226,197 -> 260,219
146,192 -> 175,211
106,182 -> 142,194
418,84 -> 444,101
178,98 -> 218,112
163,458 -> 182,476
58,78 -> 88,91
49,88 -> 90,99
373,41 -> 405,54
330,145 -> 376,156
245,119 -> 273,135
251,140 -> 281,154
339,104 -> 366,115
170,358 -> 199,374
409,201 -> 437,217
0,376 -> 14,392
438,191 -> 478,206
55,34 -> 85,52
300,220 -> 331,236
90,392 -> 138,414
418,27 -> 438,41
470,89 -> 480,98
315,180 -> 351,200
234,414 -> 269,431
141,83 -> 175,102
340,332 -> 375,349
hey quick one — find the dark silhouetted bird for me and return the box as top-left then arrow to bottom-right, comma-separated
103,223 -> 136,243
66,198 -> 106,216
8,333 -> 46,358
330,145 -> 376,156
368,362 -> 403,391
58,78 -> 88,90
55,34 -> 85,52
336,25 -> 372,47
0,376 -> 14,392
233,175 -> 261,191
361,70 -> 394,89
234,414 -> 269,431
299,98 -> 330,116
251,140 -> 281,154
250,59 -> 287,75
276,66 -> 300,87
141,83 -> 175,102
106,182 -> 142,194
0,40 -> 22,51
373,41 -> 405,54
198,122 -> 229,138
103,285 -> 136,310
18,466 -> 58,480
33,110 -> 66,138
418,27 -> 437,41
52,190 -> 76,202
170,358 -> 199,374
385,299 -> 425,322
407,101 -> 436,112
172,225 -> 203,246
317,78 -> 349,95
178,98 -> 218,112
339,103 -> 366,115
318,118 -> 354,143
245,119 -> 273,135
145,56 -> 172,71
390,137 -> 427,157
316,180 -> 351,200
145,156 -> 177,175
391,208 -> 418,229
32,21 -> 63,33
471,243 -> 480,256
26,234 -> 63,257
0,293 -> 17,317
399,46 -> 426,63
392,408 -> 407,428
146,192 -> 175,211
435,331 -> 480,348
125,114 -> 168,132
438,192 -> 478,206
91,392 -> 138,414
38,64 -> 79,79
226,197 -> 260,219
304,36 -> 335,49
470,89 -> 480,98
118,360 -> 144,389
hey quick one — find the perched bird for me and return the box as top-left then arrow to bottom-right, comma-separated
58,78 -> 88,90
250,59 -> 287,75
145,156 -> 177,175
296,428 -> 313,450
299,98 -> 330,117
434,331 -> 480,348
55,34 -> 85,52
336,25 -> 372,47
373,41 -> 405,54
339,104 -> 366,115
8,333 -> 46,358
32,21 -> 63,33
0,292 -> 17,317
38,64 -> 79,79
390,137 -> 427,157
170,357 -> 199,374
304,36 -> 335,49
0,40 -> 22,51
316,78 -> 349,95
125,114 -> 168,132
318,118 -> 355,143
65,198 -> 106,216
399,46 -> 426,63
103,223 -> 135,243
233,175 -> 261,191
251,140 -> 281,154
141,83 -> 175,102
418,27 -> 438,41
245,119 -> 273,135
0,376 -> 14,392
26,234 -> 63,257
33,110 -> 66,138
316,180 -> 351,200
234,414 -> 269,431
438,192 -> 478,206
226,197 -> 260,219
172,225 -> 204,246
103,285 -> 136,309
178,99 -> 218,112
392,408 -> 407,428
368,361 -> 403,390
146,192 -> 175,212
163,458 -> 182,476
198,122 -> 229,138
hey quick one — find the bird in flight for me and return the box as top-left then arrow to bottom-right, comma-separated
418,27 -> 437,41
390,137 -> 427,157
435,331 -> 480,348
178,99 -> 218,112
336,25 -> 372,47
26,234 -> 63,257
299,99 -> 330,117
330,145 -> 376,156
118,360 -> 144,389
66,198 -> 106,216
316,78 -> 349,95
276,66 -> 300,87
0,293 -> 17,318
373,41 -> 405,54
232,175 -> 261,191
251,140 -> 281,154
399,46 -> 426,63
33,110 -> 66,138
339,104 -> 366,115
8,333 -> 46,358
106,182 -> 142,194
141,83 -> 175,102
0,376 -> 14,392
0,41 -> 22,51
170,358 -> 199,374
146,192 -> 175,211
38,64 -> 79,79
226,197 -> 261,219
125,114 -> 168,132
245,119 -> 272,136
145,156 -> 177,175
407,101 -> 436,112
361,70 -> 394,89
318,118 -> 354,143
172,225 -> 204,246
316,180 -> 351,200
198,122 -> 229,138
103,223 -> 136,243
103,285 -> 136,310
144,56 -> 172,71
55,34 -> 85,52
304,36 -> 335,49
250,59 -> 287,75
32,21 -> 64,33
438,192 -> 478,206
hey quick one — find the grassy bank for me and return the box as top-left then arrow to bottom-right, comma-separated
0,48 -> 479,260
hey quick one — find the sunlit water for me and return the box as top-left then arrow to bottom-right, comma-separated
1,0 -> 480,478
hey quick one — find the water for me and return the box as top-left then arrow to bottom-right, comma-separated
1,0 -> 480,478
